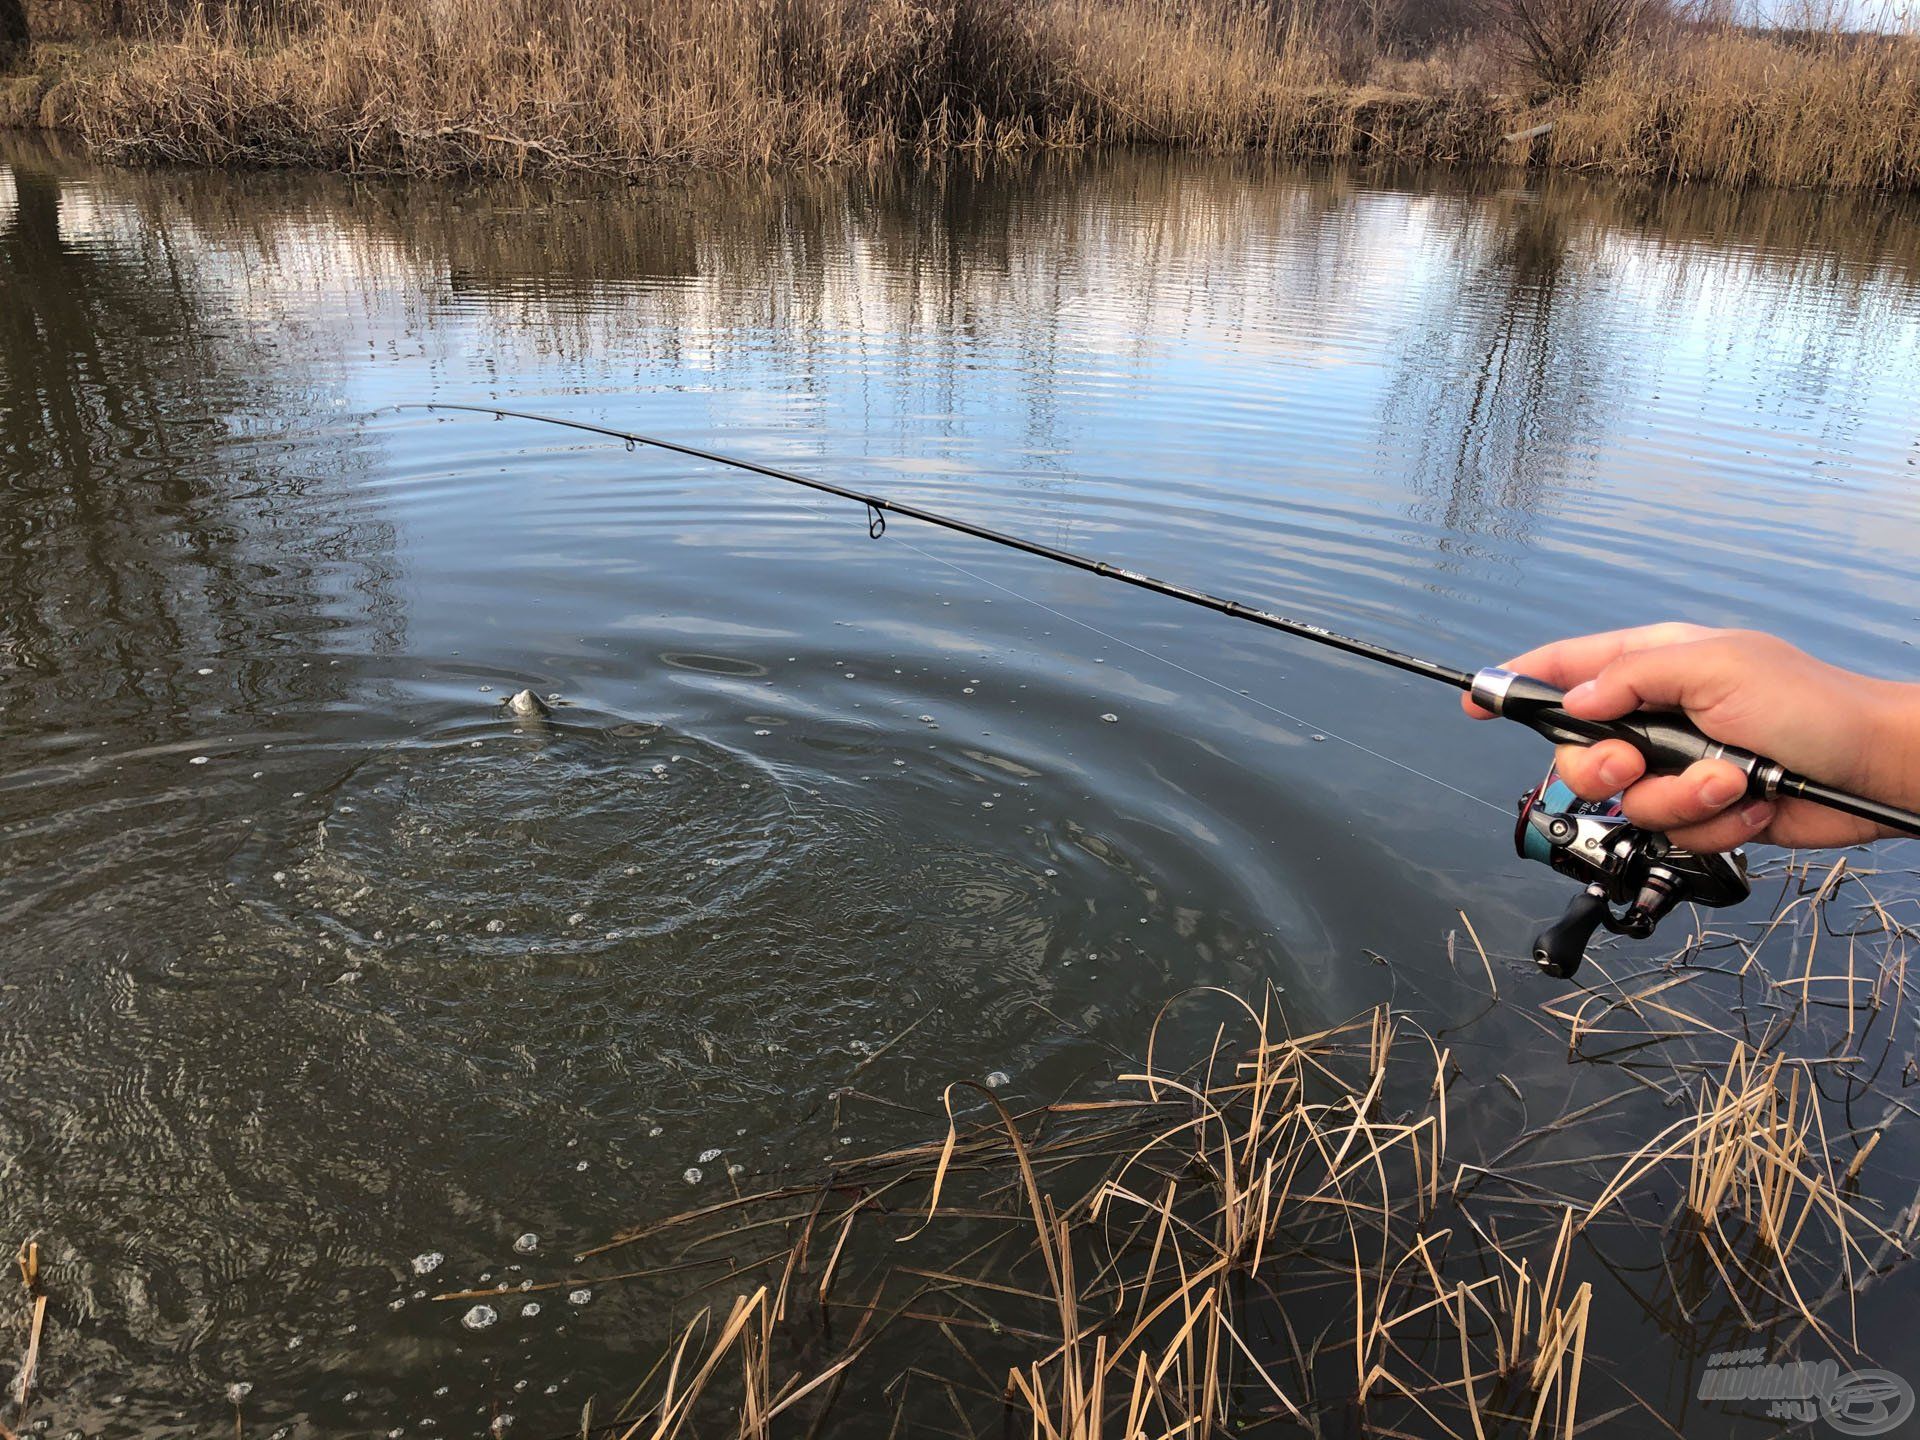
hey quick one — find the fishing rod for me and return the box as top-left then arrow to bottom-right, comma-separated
409,402 -> 1920,977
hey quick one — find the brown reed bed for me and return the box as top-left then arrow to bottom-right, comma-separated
6,0 -> 1917,189
416,852 -> 1920,1438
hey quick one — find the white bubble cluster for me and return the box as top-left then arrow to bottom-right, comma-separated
462,1305 -> 498,1331
411,1252 -> 444,1275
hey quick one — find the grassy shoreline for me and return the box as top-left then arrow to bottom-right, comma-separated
2,2 -> 1918,190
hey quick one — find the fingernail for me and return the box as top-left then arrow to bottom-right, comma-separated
1564,681 -> 1596,709
1738,801 -> 1773,829
1700,773 -> 1745,807
1599,755 -> 1635,787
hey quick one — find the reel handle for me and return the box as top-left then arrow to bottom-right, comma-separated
1472,667 -> 1920,840
1532,885 -> 1609,979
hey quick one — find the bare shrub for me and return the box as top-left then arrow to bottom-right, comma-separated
1483,0 -> 1659,88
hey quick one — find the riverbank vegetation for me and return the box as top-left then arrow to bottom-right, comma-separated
0,0 -> 1916,188
409,855 -> 1919,1437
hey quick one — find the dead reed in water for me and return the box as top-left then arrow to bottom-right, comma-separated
425,854 -> 1917,1437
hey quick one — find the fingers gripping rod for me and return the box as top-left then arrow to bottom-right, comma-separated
407,404 -> 1920,841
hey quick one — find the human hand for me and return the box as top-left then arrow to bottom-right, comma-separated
1462,623 -> 1920,852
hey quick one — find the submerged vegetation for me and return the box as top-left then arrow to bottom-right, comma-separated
1,0 -> 1917,188
412,855 -> 1920,1438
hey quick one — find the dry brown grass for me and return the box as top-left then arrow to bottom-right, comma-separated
53,0 -> 1512,174
3,0 -> 1905,188
1550,28 -> 1920,188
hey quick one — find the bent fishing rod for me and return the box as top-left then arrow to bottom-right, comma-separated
409,402 -> 1920,977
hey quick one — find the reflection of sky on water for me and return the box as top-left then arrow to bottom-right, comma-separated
38,158 -> 1920,679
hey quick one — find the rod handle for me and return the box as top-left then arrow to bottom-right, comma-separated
1470,667 -> 1920,840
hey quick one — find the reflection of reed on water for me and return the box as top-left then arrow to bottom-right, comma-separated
0,141 -> 404,737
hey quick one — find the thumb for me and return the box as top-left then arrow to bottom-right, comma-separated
1560,638 -> 1747,722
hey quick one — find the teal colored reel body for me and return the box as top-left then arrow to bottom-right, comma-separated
1514,767 -> 1747,979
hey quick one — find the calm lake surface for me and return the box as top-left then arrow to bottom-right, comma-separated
3,137 -> 1919,1436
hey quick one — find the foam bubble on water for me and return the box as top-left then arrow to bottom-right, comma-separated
388,1297 -> 406,1311
1100,714 -> 1118,724
462,1305 -> 498,1331
190,756 -> 210,766
648,1125 -> 664,1138
484,919 -> 505,934
697,1147 -> 723,1163
568,1288 -> 592,1307
728,1163 -> 745,1179
489,1415 -> 514,1434
411,1252 -> 444,1275
513,1233 -> 538,1254
521,1301 -> 541,1318
985,1071 -> 1011,1089
225,1382 -> 253,1404
683,1167 -> 703,1184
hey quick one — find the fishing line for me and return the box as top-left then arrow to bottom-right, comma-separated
873,516 -> 1512,817
717,441 -> 1507,813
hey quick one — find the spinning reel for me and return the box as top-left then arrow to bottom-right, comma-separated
1515,768 -> 1750,979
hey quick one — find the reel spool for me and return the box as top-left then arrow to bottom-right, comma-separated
1515,768 -> 1750,979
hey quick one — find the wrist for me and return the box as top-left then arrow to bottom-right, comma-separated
1861,678 -> 1920,815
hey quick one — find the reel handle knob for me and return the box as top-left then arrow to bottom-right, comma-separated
1471,668 -> 1783,796
1532,885 -> 1609,979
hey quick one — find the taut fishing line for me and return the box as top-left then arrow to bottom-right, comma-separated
877,524 -> 1511,818
405,403 -> 1920,978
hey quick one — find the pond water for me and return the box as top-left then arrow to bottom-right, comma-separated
2,137 -> 1919,1437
